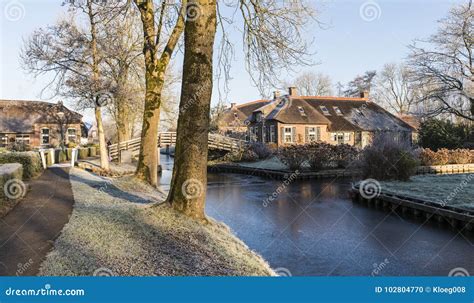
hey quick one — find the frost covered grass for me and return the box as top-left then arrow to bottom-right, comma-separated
39,168 -> 274,276
380,173 -> 474,211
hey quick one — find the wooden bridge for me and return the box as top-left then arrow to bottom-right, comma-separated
108,132 -> 247,161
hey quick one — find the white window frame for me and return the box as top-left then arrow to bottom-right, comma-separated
320,106 -> 331,116
67,128 -> 77,143
284,127 -> 293,143
15,134 -> 30,145
344,132 -> 351,142
41,128 -> 50,145
1,134 -> 8,146
269,125 -> 275,143
307,127 -> 320,143
333,106 -> 343,116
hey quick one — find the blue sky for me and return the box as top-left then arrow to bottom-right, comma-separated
0,0 -> 461,121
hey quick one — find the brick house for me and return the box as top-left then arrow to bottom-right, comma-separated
247,88 -> 414,148
0,100 -> 83,148
218,99 -> 271,137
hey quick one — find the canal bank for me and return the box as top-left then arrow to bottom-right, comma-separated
159,155 -> 474,276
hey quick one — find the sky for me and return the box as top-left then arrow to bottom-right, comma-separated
0,0 -> 462,122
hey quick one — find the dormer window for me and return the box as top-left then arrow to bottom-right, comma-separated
333,106 -> 343,116
233,112 -> 238,118
298,106 -> 306,116
320,106 -> 331,116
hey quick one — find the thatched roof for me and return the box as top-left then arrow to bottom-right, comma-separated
0,100 -> 83,133
250,96 -> 414,132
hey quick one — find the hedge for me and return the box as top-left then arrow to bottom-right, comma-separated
0,152 -> 43,179
78,148 -> 89,159
0,163 -> 23,202
419,148 -> 474,166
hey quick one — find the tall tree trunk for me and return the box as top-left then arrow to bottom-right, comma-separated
134,0 -> 186,186
88,0 -> 109,171
167,0 -> 217,220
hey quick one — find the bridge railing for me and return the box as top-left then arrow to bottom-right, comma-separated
108,132 -> 247,161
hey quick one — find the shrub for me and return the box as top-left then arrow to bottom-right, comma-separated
306,142 -> 333,171
0,151 -> 43,179
249,142 -> 272,159
419,148 -> 473,165
449,149 -> 471,164
7,142 -> 31,152
240,149 -> 259,162
277,145 -> 307,170
332,144 -> 359,168
360,134 -> 418,181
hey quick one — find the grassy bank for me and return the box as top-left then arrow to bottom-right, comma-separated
380,173 -> 474,211
39,168 -> 274,276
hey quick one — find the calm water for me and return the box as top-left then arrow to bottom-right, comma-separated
159,155 -> 473,276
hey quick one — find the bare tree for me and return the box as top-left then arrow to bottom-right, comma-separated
20,0 -> 129,170
132,0 -> 186,186
166,0 -> 317,219
283,71 -> 333,96
100,9 -> 144,146
373,63 -> 420,115
408,0 -> 473,121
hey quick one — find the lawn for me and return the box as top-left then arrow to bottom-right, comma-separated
40,168 -> 275,276
379,173 -> 474,211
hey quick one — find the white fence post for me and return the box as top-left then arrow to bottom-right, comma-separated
39,149 -> 47,169
70,148 -> 78,167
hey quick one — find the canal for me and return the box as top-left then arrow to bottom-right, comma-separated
159,155 -> 473,276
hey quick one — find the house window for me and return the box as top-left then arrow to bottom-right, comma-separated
67,128 -> 77,143
0,134 -> 7,147
41,128 -> 50,145
262,126 -> 267,142
344,133 -> 351,142
307,127 -> 321,143
320,106 -> 331,116
332,132 -> 351,144
284,127 -> 293,143
15,134 -> 30,145
333,106 -> 343,116
298,106 -> 306,116
269,125 -> 275,143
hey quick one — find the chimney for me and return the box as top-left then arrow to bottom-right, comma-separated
57,100 -> 63,106
230,102 -> 237,109
273,91 -> 281,100
360,91 -> 369,99
288,87 -> 298,97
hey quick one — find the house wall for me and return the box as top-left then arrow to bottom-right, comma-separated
31,123 -> 82,148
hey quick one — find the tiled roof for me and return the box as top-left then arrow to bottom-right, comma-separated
0,100 -> 82,133
221,99 -> 271,126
